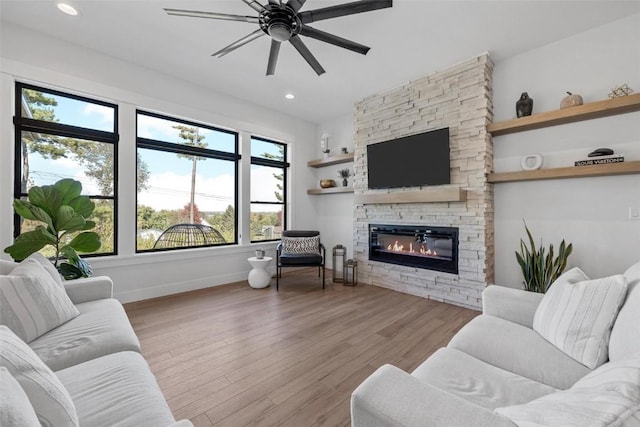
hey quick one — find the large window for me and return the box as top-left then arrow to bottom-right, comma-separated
250,137 -> 288,242
13,82 -> 118,256
136,111 -> 239,252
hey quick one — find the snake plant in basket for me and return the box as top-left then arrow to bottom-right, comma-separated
515,222 -> 573,293
4,179 -> 101,280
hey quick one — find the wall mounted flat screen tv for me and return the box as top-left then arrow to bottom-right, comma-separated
367,127 -> 450,189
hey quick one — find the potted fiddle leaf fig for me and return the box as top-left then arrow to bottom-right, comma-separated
515,221 -> 573,293
4,178 -> 101,279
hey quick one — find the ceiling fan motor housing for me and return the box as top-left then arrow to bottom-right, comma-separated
260,4 -> 301,42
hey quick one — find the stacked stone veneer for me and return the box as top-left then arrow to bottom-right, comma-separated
353,54 -> 494,310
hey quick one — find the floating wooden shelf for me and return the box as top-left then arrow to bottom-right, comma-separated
307,187 -> 354,195
487,93 -> 640,136
488,160 -> 640,183
355,187 -> 467,204
307,152 -> 354,168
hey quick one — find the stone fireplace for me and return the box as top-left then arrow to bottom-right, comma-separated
353,54 -> 494,310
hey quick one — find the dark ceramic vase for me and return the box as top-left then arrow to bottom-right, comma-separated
516,92 -> 534,118
342,178 -> 348,187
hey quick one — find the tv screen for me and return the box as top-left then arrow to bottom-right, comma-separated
367,127 -> 450,189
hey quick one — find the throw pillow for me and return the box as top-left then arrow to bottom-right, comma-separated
533,267 -> 627,369
0,258 -> 79,343
495,359 -> 640,426
0,326 -> 79,426
282,236 -> 320,254
609,260 -> 640,361
0,367 -> 40,427
25,252 -> 64,289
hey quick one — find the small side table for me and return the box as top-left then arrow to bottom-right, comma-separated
247,256 -> 273,289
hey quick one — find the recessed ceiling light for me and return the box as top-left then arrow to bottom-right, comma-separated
285,93 -> 295,100
57,3 -> 78,16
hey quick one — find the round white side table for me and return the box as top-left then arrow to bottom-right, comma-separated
247,256 -> 273,289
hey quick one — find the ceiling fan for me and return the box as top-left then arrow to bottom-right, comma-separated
164,0 -> 393,76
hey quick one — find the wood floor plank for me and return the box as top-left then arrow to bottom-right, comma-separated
125,269 -> 479,426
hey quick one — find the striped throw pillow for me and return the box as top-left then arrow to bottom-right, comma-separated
282,236 -> 320,255
533,268 -> 628,369
0,367 -> 40,427
0,258 -> 79,343
496,359 -> 640,426
0,326 -> 79,427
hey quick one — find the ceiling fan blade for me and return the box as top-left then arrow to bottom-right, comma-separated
164,9 -> 259,24
286,0 -> 307,12
212,29 -> 265,58
289,35 -> 325,75
299,25 -> 370,55
299,0 -> 392,24
266,40 -> 281,75
268,0 -> 279,5
241,0 -> 266,13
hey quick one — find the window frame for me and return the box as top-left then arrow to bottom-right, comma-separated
135,110 -> 241,253
12,82 -> 119,257
250,136 -> 289,243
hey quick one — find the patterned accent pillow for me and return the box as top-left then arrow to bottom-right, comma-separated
282,236 -> 320,255
495,359 -> 640,426
0,258 -> 79,343
0,326 -> 79,427
533,267 -> 628,369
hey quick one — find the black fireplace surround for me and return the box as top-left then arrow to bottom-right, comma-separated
369,224 -> 459,274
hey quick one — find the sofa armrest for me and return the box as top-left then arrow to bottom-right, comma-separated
64,276 -> 113,304
351,364 -> 516,427
166,420 -> 194,427
482,285 -> 544,328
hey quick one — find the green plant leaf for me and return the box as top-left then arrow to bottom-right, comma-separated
28,185 -> 63,218
3,227 -> 56,261
54,179 -> 82,205
66,232 -> 101,252
68,196 -> 95,219
59,246 -> 80,264
57,263 -> 83,280
54,206 -> 86,233
14,200 -> 56,233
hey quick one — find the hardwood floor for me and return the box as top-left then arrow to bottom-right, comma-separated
124,269 -> 479,427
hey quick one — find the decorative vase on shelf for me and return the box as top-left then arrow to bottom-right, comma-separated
516,92 -> 533,118
342,178 -> 348,187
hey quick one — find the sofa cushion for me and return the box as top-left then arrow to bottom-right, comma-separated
30,298 -> 141,371
0,258 -> 79,343
448,315 -> 591,390
533,267 -> 627,369
56,351 -> 175,427
495,359 -> 640,426
0,326 -> 79,426
609,260 -> 640,361
0,367 -> 40,427
412,348 -> 557,410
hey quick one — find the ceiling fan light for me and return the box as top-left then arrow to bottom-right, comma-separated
268,23 -> 292,42
285,93 -> 295,100
57,2 -> 78,16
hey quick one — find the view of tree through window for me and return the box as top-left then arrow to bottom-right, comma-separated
250,137 -> 288,242
13,83 -> 121,256
136,111 -> 239,251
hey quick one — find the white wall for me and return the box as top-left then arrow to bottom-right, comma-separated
313,115 -> 355,268
312,13 -> 640,287
0,22 -> 319,302
492,13 -> 640,287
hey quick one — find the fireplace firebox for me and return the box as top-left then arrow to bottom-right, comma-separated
369,224 -> 458,274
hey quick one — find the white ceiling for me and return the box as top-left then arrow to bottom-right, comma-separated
2,1 -> 639,124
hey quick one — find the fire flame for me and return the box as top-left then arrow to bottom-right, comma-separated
387,240 -> 437,256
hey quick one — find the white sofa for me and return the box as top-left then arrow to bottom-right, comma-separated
351,261 -> 640,426
0,259 -> 192,427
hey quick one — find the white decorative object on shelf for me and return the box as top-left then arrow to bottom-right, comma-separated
521,153 -> 544,171
608,84 -> 634,99
320,132 -> 330,157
